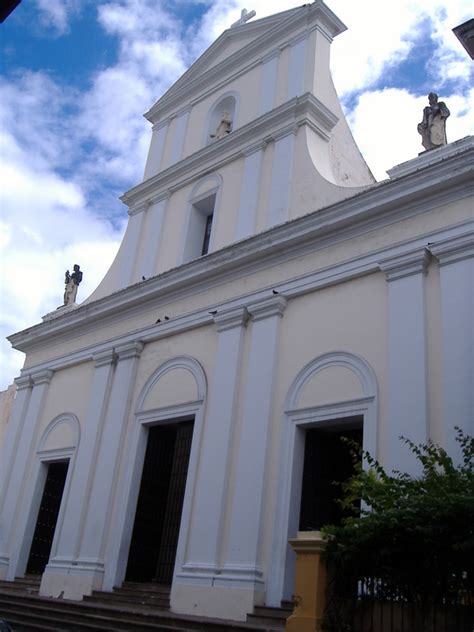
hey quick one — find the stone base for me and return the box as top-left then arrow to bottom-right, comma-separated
0,556 -> 9,580
40,561 -> 105,601
171,581 -> 264,621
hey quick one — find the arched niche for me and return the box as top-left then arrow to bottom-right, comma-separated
205,92 -> 238,145
37,413 -> 80,457
136,356 -> 207,414
286,351 -> 378,411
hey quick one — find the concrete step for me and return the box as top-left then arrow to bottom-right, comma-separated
0,590 -> 282,632
246,604 -> 292,629
0,577 -> 40,595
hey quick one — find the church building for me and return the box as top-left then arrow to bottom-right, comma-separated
0,1 -> 472,623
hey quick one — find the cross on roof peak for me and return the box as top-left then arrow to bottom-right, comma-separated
231,8 -> 256,28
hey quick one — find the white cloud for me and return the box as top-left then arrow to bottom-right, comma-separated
34,0 -> 81,35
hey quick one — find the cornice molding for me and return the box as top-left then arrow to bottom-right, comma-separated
213,305 -> 250,332
11,222 -> 471,377
14,375 -> 32,391
248,295 -> 288,321
93,349 -> 116,368
378,247 -> 431,281
429,231 -> 474,266
115,341 -> 144,360
31,369 -> 54,386
123,93 -> 338,209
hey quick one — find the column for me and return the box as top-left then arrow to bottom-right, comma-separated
1,370 -> 54,580
235,146 -> 263,240
430,233 -> 474,460
143,119 -> 169,180
73,341 -> 143,596
181,306 -> 249,577
0,375 -> 32,577
267,130 -> 295,228
221,296 -> 287,590
40,350 -> 116,598
379,248 -> 430,474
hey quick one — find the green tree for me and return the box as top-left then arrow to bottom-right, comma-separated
324,429 -> 474,604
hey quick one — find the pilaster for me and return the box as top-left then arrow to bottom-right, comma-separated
2,369 -> 54,580
40,350 -> 116,599
0,375 -> 32,578
235,146 -> 264,240
70,341 -> 143,598
177,306 -> 249,592
143,119 -> 169,180
267,130 -> 296,228
219,296 -> 287,598
379,248 -> 430,473
429,233 -> 474,459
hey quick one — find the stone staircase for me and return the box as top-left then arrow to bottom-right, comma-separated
0,578 -> 291,632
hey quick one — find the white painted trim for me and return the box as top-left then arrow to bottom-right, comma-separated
267,351 -> 378,606
124,93 -> 338,210
136,355 -> 207,413
37,413 -> 81,453
11,221 -> 474,371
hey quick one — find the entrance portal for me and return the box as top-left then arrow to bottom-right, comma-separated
126,420 -> 194,584
299,418 -> 362,530
26,461 -> 69,575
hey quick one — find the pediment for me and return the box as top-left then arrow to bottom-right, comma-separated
145,6 -> 306,120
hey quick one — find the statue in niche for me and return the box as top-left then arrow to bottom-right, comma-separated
64,264 -> 83,305
417,92 -> 450,151
210,111 -> 233,140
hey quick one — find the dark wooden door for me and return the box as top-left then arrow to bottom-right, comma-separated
299,424 -> 362,531
126,421 -> 194,584
26,461 -> 69,574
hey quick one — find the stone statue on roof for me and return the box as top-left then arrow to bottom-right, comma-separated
64,264 -> 83,305
417,92 -> 450,151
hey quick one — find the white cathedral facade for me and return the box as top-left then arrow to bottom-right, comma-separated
0,1 -> 473,623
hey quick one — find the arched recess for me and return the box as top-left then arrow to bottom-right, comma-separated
204,91 -> 239,146
15,414 -> 80,578
104,356 -> 208,591
181,174 -> 223,263
266,351 -> 378,607
37,413 -> 81,457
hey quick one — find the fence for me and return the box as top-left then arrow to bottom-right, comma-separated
323,574 -> 474,632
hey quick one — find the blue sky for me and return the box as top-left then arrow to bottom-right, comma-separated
0,0 -> 473,388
